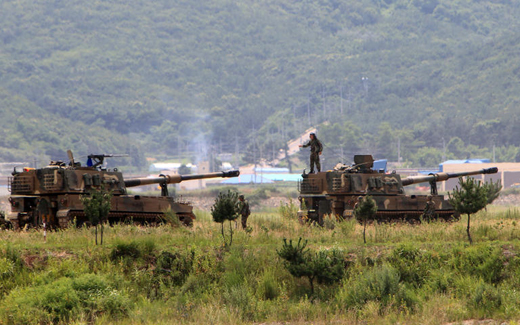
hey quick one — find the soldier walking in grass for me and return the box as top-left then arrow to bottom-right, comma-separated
238,194 -> 251,229
423,195 -> 436,221
299,132 -> 323,173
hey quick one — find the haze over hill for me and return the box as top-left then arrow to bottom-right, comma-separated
1,0 -> 519,169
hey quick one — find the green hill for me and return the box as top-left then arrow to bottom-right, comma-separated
1,0 -> 519,167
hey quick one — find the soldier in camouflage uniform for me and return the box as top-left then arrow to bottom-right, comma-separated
299,133 -> 323,173
0,211 -> 11,230
237,195 -> 250,229
423,195 -> 436,221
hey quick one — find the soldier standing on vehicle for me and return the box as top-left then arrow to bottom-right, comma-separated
423,195 -> 436,221
299,132 -> 323,173
237,194 -> 250,229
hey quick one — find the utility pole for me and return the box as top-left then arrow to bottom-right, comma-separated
307,95 -> 311,126
442,138 -> 446,162
177,135 -> 181,159
348,87 -> 352,112
234,134 -> 239,168
397,137 -> 401,163
339,83 -> 343,115
322,85 -> 326,119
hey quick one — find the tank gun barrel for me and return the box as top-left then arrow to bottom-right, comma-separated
401,167 -> 498,186
124,170 -> 240,188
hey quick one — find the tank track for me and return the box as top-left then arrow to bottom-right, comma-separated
354,210 -> 460,223
299,209 -> 461,226
57,211 -> 194,228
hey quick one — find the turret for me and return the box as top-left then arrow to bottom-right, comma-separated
402,167 -> 498,194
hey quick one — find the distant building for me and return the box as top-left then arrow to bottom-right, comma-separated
439,160 -> 520,192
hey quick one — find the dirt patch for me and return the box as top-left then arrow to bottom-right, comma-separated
22,254 -> 47,269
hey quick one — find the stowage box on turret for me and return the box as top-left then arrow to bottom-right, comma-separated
298,155 -> 498,225
7,151 -> 239,230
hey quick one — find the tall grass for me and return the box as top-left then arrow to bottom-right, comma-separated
0,205 -> 519,323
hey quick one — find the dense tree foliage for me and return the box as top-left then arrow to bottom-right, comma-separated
1,0 -> 519,168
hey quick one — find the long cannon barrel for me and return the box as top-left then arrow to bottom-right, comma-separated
124,170 -> 240,188
401,167 -> 498,186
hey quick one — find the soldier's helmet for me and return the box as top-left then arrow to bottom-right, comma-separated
427,195 -> 433,199
357,196 -> 363,201
310,132 -> 316,137
239,195 -> 244,199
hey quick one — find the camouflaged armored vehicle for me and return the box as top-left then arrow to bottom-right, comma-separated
7,151 -> 239,229
298,155 -> 498,225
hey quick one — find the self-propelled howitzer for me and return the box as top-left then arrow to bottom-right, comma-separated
7,153 -> 239,229
297,155 -> 498,225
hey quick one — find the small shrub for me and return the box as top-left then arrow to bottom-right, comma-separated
338,264 -> 400,309
279,199 -> 298,219
337,218 -> 357,237
0,274 -> 130,324
110,241 -> 142,261
222,285 -> 256,321
256,269 -> 280,300
160,208 -> 183,227
0,257 -> 15,281
388,244 -> 430,288
395,284 -> 420,312
278,238 -> 347,294
323,216 -> 336,230
469,282 -> 502,311
211,190 -> 239,247
449,244 -> 504,284
155,250 -> 194,286
426,269 -> 454,294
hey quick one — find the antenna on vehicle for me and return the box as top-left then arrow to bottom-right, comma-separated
67,150 -> 75,166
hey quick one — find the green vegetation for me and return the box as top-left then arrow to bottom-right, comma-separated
211,190 -> 240,247
449,177 -> 489,244
0,206 -> 520,323
80,186 -> 112,245
0,0 -> 520,168
484,179 -> 503,205
354,195 -> 378,244
277,238 -> 346,294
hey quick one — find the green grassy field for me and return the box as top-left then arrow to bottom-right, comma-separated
1,203 -> 520,324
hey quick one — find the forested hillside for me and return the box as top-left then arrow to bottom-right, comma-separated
1,0 -> 519,168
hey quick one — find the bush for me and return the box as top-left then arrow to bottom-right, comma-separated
337,264 -> 400,309
256,269 -> 280,300
449,244 -> 504,284
160,208 -> 183,227
395,283 -> 420,313
0,246 -> 29,297
110,241 -> 141,261
337,218 -> 357,237
278,238 -> 347,294
155,250 -> 194,286
222,285 -> 256,321
0,274 -> 130,324
388,244 -> 432,288
469,282 -> 502,312
278,199 -> 298,219
425,269 -> 454,294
